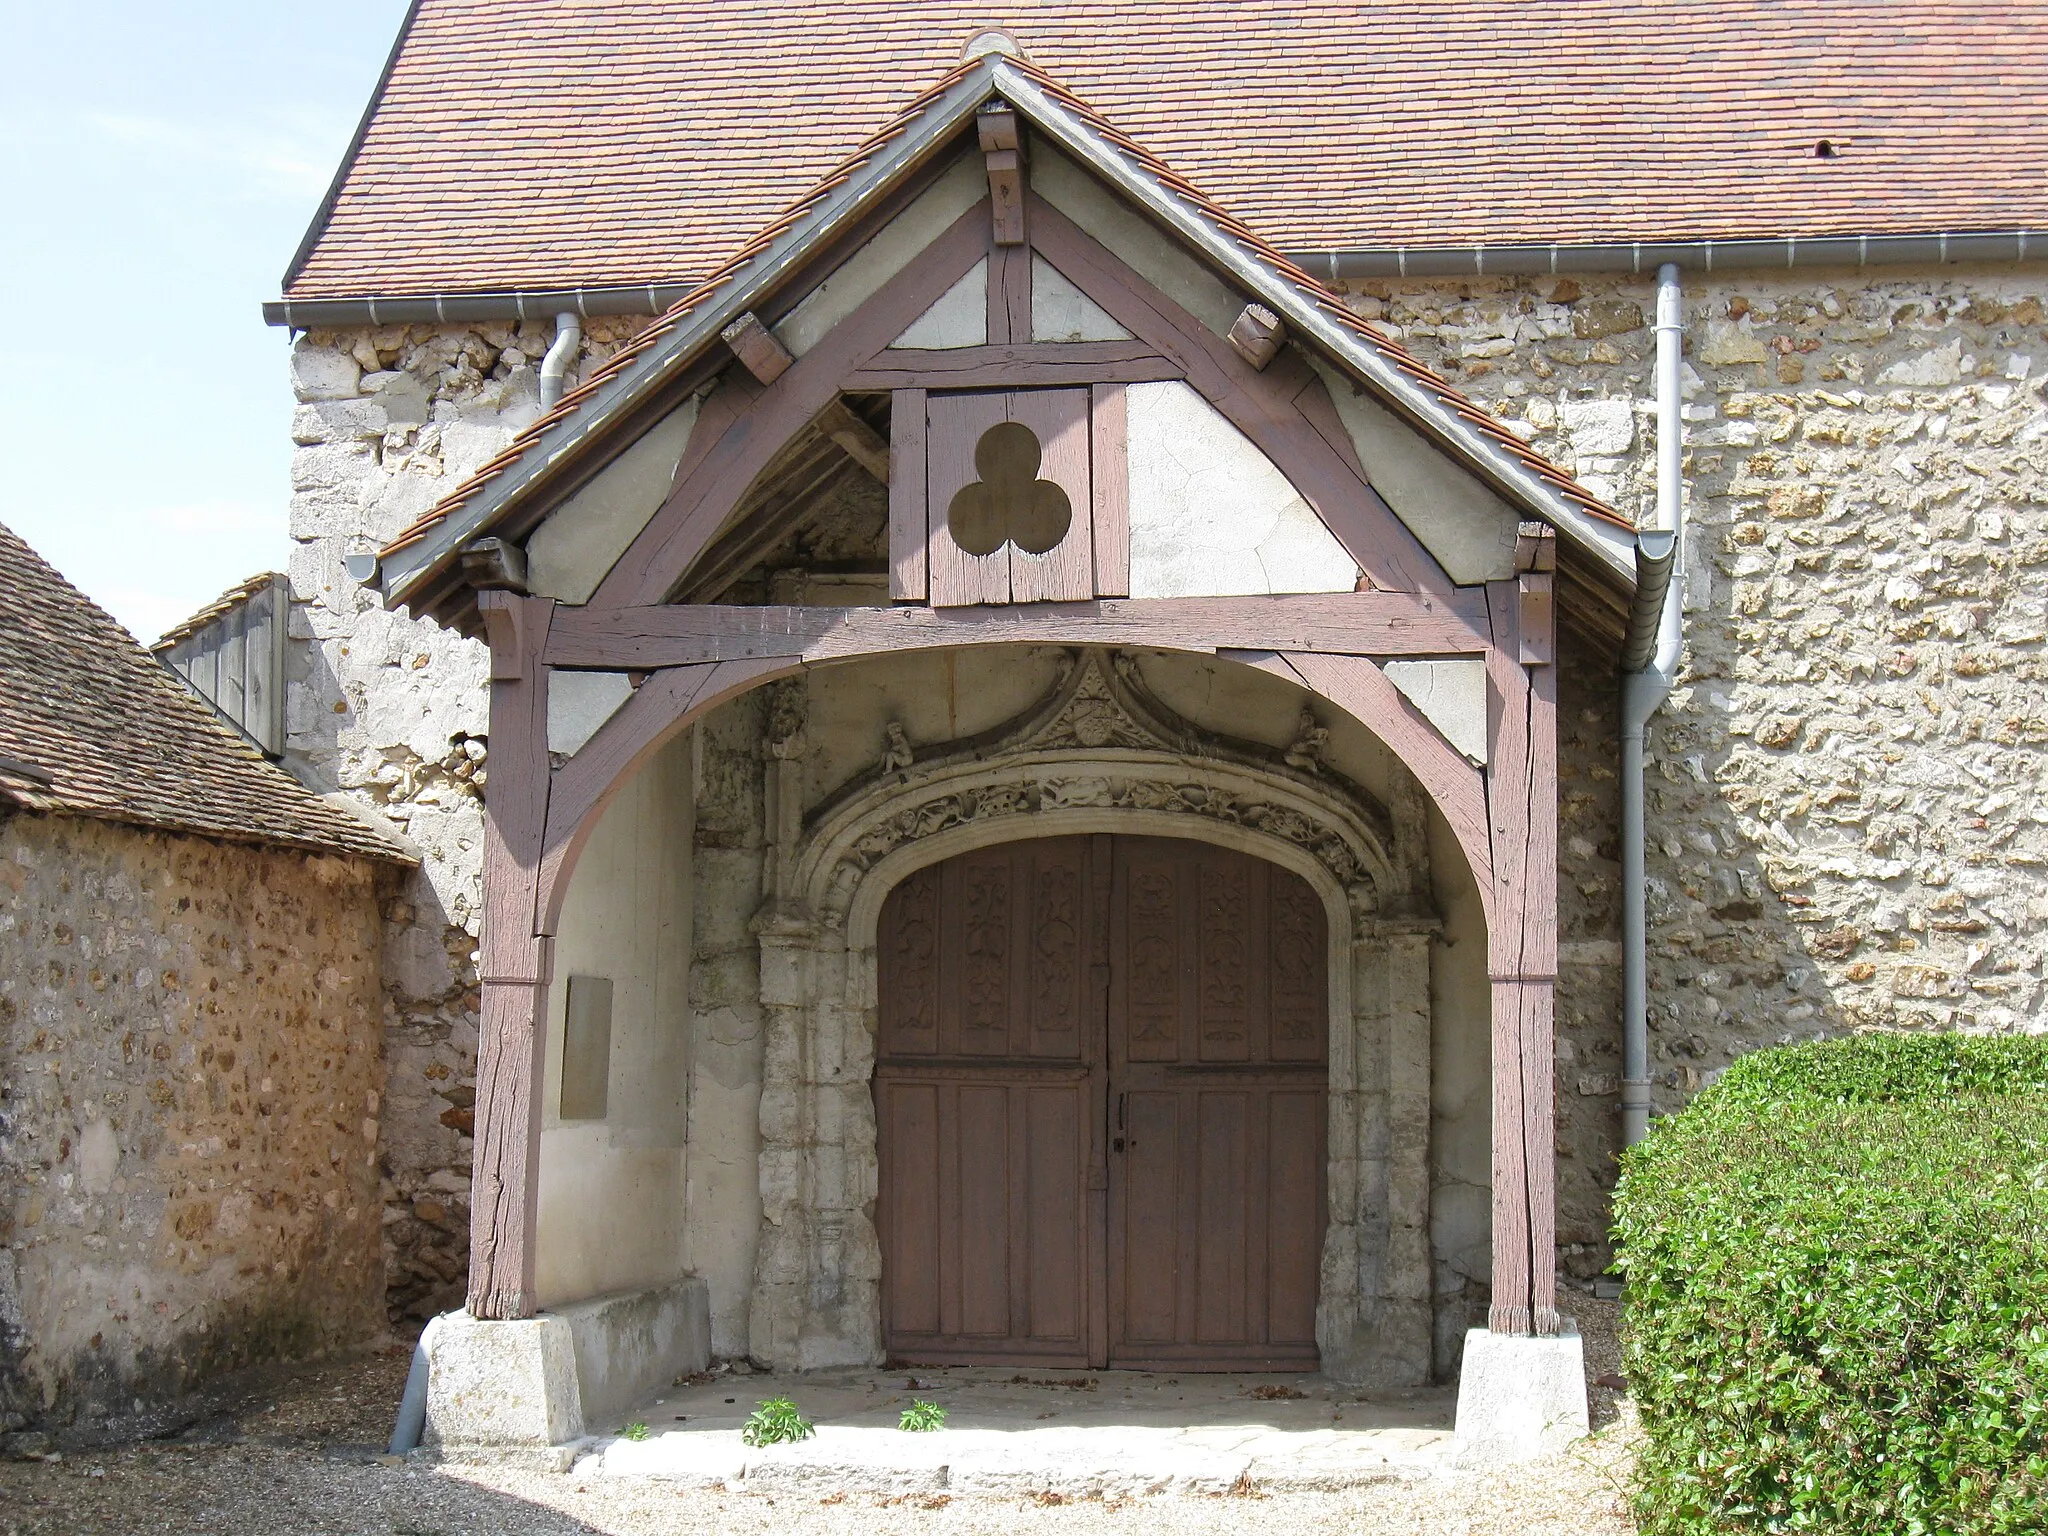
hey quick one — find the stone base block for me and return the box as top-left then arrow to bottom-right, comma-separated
424,1279 -> 710,1452
1451,1322 -> 1588,1465
425,1311 -> 585,1450
558,1279 -> 711,1431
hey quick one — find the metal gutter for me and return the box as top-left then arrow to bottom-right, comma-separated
263,283 -> 693,330
265,230 -> 2048,331
1302,231 -> 2044,282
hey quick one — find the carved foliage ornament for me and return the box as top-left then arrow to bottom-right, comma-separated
809,651 -> 1399,928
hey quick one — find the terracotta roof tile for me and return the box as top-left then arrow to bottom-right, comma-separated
379,57 -> 1627,586
0,522 -> 412,863
288,0 -> 2048,301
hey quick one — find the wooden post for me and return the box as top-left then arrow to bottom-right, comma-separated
469,592 -> 556,1319
1483,574 -> 1559,1336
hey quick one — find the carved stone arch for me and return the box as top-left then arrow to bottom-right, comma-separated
794,648 -> 1407,930
745,648 -> 1438,1383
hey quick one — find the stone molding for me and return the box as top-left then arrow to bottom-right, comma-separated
746,649 -> 1437,1382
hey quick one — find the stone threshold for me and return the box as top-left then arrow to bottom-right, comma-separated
551,1365 -> 1455,1497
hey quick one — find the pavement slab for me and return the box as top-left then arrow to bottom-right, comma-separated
579,1366 -> 1454,1496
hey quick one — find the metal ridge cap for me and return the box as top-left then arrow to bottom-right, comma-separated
381,65 -> 1002,608
1296,230 -> 2046,280
989,61 -> 1636,585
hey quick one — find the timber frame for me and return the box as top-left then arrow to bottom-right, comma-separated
442,64 -> 1610,1347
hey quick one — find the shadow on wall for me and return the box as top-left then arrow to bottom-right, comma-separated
285,591 -> 488,1323
1346,267 -> 2048,1288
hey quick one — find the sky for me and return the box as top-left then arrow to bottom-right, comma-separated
0,0 -> 412,643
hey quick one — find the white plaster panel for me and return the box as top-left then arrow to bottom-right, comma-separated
1029,143 -> 1242,337
1307,356 -> 1520,585
537,729 -> 693,1308
547,671 -> 635,756
1031,254 -> 1133,341
1382,659 -> 1490,765
526,398 -> 699,604
891,259 -> 988,349
774,153 -> 985,356
1126,381 -> 1359,598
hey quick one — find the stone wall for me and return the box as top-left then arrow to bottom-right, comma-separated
283,318 -> 649,1318
1338,263 -> 2048,1275
0,814 -> 389,1430
284,259 -> 2048,1304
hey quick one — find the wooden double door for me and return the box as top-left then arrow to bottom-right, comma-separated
875,835 -> 1327,1370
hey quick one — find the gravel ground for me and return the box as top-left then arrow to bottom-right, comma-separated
1,1297 -> 1637,1536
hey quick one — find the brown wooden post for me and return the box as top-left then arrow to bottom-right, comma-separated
469,591 -> 556,1319
1482,557 -> 1560,1337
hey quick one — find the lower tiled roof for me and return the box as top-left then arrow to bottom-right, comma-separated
287,0 -> 2048,301
0,521 -> 412,863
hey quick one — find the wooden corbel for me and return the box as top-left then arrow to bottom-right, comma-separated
461,536 -> 528,594
721,312 -> 793,385
979,103 -> 1025,245
478,589 -> 532,680
1227,303 -> 1286,370
1515,522 -> 1556,667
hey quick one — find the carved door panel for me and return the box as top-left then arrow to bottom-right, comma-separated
876,835 -> 1325,1371
876,837 -> 1109,1365
1106,837 -> 1327,1370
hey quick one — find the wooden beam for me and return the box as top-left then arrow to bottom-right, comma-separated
844,341 -> 1178,391
1227,303 -> 1286,370
979,105 -> 1025,246
721,312 -> 793,385
1026,195 -> 1451,598
469,592 -> 555,1321
1479,579 -> 1560,1336
543,591 -> 1493,670
888,388 -> 928,601
816,399 -> 890,482
535,656 -> 795,933
1244,648 -> 1494,912
592,201 -> 989,608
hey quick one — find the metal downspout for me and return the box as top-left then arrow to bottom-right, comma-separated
538,310 -> 582,409
1620,264 -> 1686,1148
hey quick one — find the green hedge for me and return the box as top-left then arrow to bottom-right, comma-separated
1614,1033 -> 2048,1535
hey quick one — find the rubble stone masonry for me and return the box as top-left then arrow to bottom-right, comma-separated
283,262 -> 2048,1297
283,318 -> 648,1318
0,815 -> 389,1428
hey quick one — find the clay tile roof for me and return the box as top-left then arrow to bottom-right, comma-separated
376,55 -> 1631,605
0,521 -> 412,863
286,0 -> 2048,303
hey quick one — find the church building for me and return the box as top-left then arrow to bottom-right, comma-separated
252,4 -> 2048,1452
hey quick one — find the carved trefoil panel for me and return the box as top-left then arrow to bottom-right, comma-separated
917,388 -> 1128,605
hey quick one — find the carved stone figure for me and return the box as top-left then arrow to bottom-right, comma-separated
1284,707 -> 1331,773
879,721 -> 914,774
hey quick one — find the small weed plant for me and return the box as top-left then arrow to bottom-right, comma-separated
899,1399 -> 947,1432
741,1396 -> 815,1447
619,1421 -> 650,1442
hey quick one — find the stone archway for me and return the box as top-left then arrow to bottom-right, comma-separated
744,651 -> 1438,1385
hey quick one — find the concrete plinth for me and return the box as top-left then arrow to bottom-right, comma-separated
1451,1323 -> 1588,1465
425,1310 -> 585,1452
425,1278 -> 711,1455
